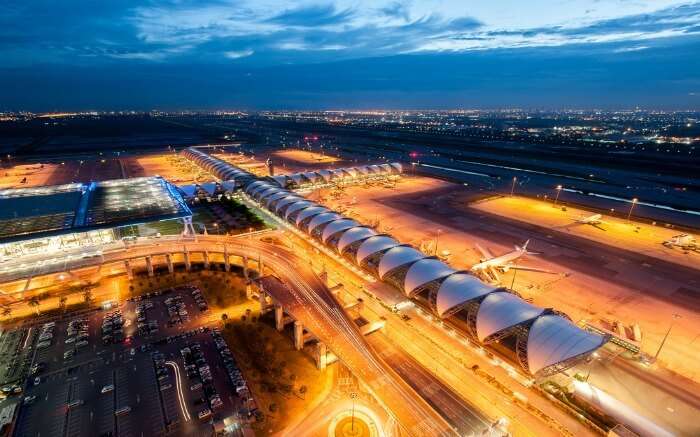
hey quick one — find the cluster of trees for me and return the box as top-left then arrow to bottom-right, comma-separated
219,197 -> 265,229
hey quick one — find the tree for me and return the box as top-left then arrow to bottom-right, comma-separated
28,297 -> 41,315
59,296 -> 68,312
82,288 -> 93,304
268,403 -> 278,413
221,313 -> 229,321
299,385 -> 307,399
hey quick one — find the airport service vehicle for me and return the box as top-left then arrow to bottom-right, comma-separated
198,409 -> 212,421
115,406 -> 131,416
23,395 -> 36,405
101,385 -> 114,394
67,399 -> 83,409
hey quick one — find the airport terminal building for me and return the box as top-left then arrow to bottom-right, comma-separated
0,176 -> 191,262
182,147 -> 608,378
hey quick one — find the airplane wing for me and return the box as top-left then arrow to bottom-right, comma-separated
487,266 -> 500,283
590,223 -> 607,231
475,243 -> 494,260
506,264 -> 558,275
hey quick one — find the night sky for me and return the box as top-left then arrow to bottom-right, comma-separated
1,1 -> 700,110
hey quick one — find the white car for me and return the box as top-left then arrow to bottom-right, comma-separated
101,385 -> 114,394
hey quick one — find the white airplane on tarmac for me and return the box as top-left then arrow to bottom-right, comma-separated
663,234 -> 698,251
571,213 -> 607,230
471,240 -> 557,283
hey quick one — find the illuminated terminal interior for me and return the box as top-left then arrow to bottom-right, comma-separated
0,176 -> 191,262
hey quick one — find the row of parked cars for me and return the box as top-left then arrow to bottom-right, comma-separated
136,301 -> 159,336
211,329 -> 259,420
180,342 -> 222,420
35,322 -> 56,350
165,295 -> 189,327
102,310 -> 125,344
190,288 -> 209,312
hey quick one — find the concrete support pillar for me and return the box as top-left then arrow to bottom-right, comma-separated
275,304 -> 284,331
294,321 -> 304,351
203,251 -> 210,269
258,257 -> 264,277
166,254 -> 174,274
125,260 -> 133,280
316,342 -> 327,370
243,256 -> 249,280
258,289 -> 267,309
146,256 -> 154,277
184,249 -> 191,271
224,246 -> 230,272
245,282 -> 253,300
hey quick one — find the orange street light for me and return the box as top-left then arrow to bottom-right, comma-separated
626,197 -> 638,221
554,185 -> 563,206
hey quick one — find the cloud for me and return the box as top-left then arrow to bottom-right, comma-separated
267,4 -> 355,27
0,0 -> 699,68
614,45 -> 650,53
224,49 -> 254,59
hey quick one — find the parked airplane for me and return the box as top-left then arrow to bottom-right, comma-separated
571,213 -> 607,230
663,234 -> 698,251
471,240 -> 556,282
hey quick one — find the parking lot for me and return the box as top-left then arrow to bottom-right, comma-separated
10,285 -> 252,437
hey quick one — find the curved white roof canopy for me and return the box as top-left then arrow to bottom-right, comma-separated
245,181 -> 268,194
527,315 -> 607,376
390,163 -> 403,173
377,246 -> 427,279
303,172 -> 320,183
263,192 -> 290,207
403,259 -> 456,296
379,164 -> 392,173
258,188 -> 284,202
356,166 -> 370,175
343,168 -> 358,178
321,219 -> 360,243
296,206 -> 330,226
368,165 -> 382,174
307,213 -> 343,234
434,273 -> 496,318
252,184 -> 276,199
476,292 -> 544,342
274,196 -> 304,214
284,201 -> 316,220
317,170 -> 332,182
336,227 -> 378,253
255,187 -> 280,201
289,174 -> 304,185
271,175 -> 288,186
355,236 -> 400,264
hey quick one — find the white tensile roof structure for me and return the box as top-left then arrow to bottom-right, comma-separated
337,227 -> 378,253
181,148 -> 608,378
475,292 -> 544,343
434,273 -> 496,318
378,246 -> 427,279
403,258 -> 457,297
355,236 -> 401,264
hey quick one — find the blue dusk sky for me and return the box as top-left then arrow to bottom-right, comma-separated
1,0 -> 700,110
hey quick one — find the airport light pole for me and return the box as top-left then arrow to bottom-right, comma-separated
626,198 -> 638,222
654,313 -> 681,361
350,392 -> 357,431
510,177 -> 517,197
554,185 -> 563,206
435,229 -> 442,256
